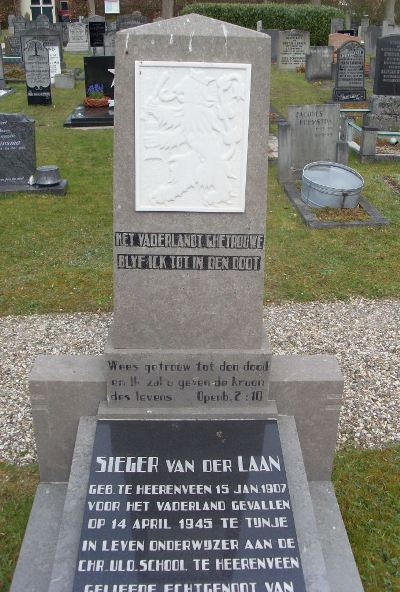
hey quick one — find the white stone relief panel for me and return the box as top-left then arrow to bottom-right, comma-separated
135,61 -> 251,212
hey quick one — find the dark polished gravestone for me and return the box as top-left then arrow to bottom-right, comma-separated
333,40 -> 366,102
24,39 -> 52,105
64,57 -> 115,128
71,420 -> 308,592
373,35 -> 400,96
84,56 -> 115,100
0,113 -> 67,194
0,113 -> 35,185
89,20 -> 106,48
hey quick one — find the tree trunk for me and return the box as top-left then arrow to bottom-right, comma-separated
87,0 -> 96,17
384,0 -> 396,23
161,0 -> 174,19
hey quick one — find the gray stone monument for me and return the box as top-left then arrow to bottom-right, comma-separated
277,29 -> 310,70
21,26 -> 65,70
11,14 -> 363,592
0,47 -> 7,91
24,39 -> 52,105
305,46 -> 334,81
278,104 -> 348,182
116,11 -> 148,30
8,14 -> 15,36
65,22 -> 89,52
333,40 -> 366,102
331,17 -> 344,34
104,30 -> 116,56
363,25 -> 382,56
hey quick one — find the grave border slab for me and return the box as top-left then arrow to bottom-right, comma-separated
284,183 -> 390,228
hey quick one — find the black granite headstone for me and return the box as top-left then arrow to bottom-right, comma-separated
84,56 -> 115,99
24,39 -> 52,105
337,30 -> 356,36
333,40 -> 366,102
0,113 -> 35,185
89,21 -> 106,47
73,420 -> 306,592
373,35 -> 400,96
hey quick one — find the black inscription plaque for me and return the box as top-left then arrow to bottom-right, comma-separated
73,420 -> 306,592
89,21 -> 106,47
373,35 -> 400,96
333,41 -> 366,102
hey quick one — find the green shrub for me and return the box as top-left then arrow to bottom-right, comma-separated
180,3 -> 345,47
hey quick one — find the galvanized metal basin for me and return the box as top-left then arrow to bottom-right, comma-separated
34,165 -> 62,187
301,162 -> 364,209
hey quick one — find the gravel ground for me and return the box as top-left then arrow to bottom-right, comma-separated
0,298 -> 399,465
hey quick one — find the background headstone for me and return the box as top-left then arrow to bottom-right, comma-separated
5,34 -> 22,58
305,46 -> 333,81
116,12 -> 148,30
333,41 -> 366,102
382,20 -> 400,37
263,29 -> 280,63
104,31 -> 116,56
24,39 -> 52,105
288,104 -> 341,170
8,15 -> 15,36
330,17 -> 344,34
0,113 -> 35,185
48,45 -> 61,83
21,27 -> 64,69
277,29 -> 310,70
363,25 -> 382,56
0,47 -> 6,90
66,22 -> 89,52
35,14 -> 51,28
364,95 -> 400,130
373,35 -> 400,95
84,56 -> 115,99
13,15 -> 27,35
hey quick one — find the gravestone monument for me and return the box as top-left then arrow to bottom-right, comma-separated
88,15 -> 106,56
8,14 -> 15,36
0,47 -> 8,90
24,39 -> 52,105
65,22 -> 89,52
21,26 -> 65,69
277,30 -> 310,70
333,40 -> 366,102
256,21 -> 279,62
11,14 -> 363,592
373,35 -> 400,96
0,113 -> 67,194
305,47 -> 333,81
278,104 -> 347,182
116,11 -> 148,30
84,56 -> 115,100
330,17 -> 344,34
0,114 -> 35,185
35,13 -> 51,28
48,45 -> 61,83
5,34 -> 23,58
363,25 -> 382,56
104,30 -> 116,56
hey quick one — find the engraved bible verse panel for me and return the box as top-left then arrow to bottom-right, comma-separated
135,61 -> 251,213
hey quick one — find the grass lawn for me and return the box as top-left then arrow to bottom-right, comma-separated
0,55 -> 399,591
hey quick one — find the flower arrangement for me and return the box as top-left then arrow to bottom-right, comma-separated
84,82 -> 110,108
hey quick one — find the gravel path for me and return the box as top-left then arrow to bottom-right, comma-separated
1,298 -> 399,465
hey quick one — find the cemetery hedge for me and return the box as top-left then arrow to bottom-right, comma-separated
180,2 -> 344,46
